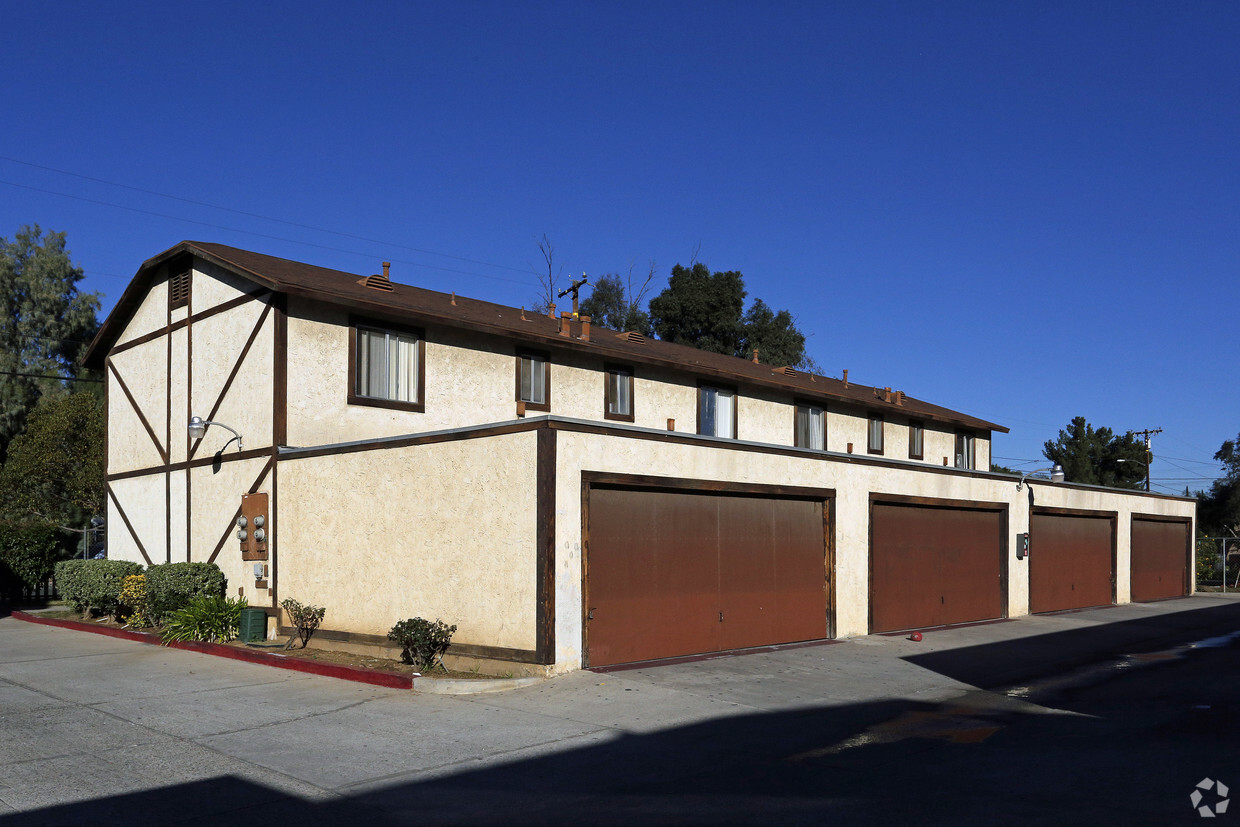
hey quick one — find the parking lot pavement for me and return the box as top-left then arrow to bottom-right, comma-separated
3,593 -> 1239,824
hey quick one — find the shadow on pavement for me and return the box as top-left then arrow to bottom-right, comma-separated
4,600 -> 1237,826
904,597 -> 1240,690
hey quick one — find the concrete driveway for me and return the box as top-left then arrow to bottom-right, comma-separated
2,595 -> 1239,825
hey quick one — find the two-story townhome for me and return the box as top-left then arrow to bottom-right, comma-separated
84,242 -> 1196,674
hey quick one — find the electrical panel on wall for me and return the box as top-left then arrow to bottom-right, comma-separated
239,492 -> 269,562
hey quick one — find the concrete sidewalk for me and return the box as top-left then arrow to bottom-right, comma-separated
2,594 -> 1239,824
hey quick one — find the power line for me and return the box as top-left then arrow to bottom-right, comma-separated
0,178 -> 537,289
0,370 -> 101,383
0,155 -> 536,276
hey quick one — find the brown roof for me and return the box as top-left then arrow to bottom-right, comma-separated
85,241 -> 1007,434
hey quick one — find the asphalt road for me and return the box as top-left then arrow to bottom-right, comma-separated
2,595 -> 1239,825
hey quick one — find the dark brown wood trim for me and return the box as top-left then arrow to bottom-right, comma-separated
107,359 -> 169,465
580,471 -> 592,667
347,317 -> 427,412
279,420 -> 544,461
186,285 -> 193,562
1130,512 -> 1193,524
166,292 -> 172,563
908,420 -> 924,460
107,484 -> 153,566
206,455 -> 275,565
516,349 -> 551,413
1032,506 -> 1120,520
107,446 -> 274,482
582,471 -> 835,501
825,495 -> 836,639
189,298 -> 274,461
273,294 -> 288,446
869,492 -> 1008,512
793,398 -> 826,451
602,364 -> 635,423
270,454 -> 279,604
696,380 -> 738,438
535,426 -> 556,664
108,289 -> 273,357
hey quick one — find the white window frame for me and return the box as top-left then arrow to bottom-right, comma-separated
698,385 -> 737,439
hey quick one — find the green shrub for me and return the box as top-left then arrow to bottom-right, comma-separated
144,562 -> 227,622
388,617 -> 457,671
281,598 -> 326,649
118,574 -> 153,627
55,559 -> 143,617
160,595 -> 247,644
0,521 -> 60,599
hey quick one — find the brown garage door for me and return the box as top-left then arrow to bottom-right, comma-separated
1131,518 -> 1189,601
871,502 -> 1005,633
585,487 -> 828,667
1030,513 -> 1114,613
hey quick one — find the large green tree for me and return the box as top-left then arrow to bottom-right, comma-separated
0,392 -> 105,530
1042,416 -> 1148,489
647,263 -> 810,367
1198,433 -> 1240,536
580,270 -> 652,334
0,226 -> 101,462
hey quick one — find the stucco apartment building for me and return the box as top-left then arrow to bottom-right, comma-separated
84,242 -> 1196,675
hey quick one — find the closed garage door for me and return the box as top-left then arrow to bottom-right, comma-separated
1131,518 -> 1189,601
585,487 -> 829,667
871,502 -> 1005,633
1030,513 -> 1114,613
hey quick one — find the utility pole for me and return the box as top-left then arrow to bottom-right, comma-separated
558,274 -> 589,318
1129,427 -> 1163,492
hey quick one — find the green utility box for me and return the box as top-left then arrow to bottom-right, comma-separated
239,608 -> 267,643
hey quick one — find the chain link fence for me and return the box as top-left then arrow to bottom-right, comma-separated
1196,537 -> 1239,592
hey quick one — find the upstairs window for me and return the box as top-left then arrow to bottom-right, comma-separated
795,402 -> 825,450
698,385 -> 737,439
909,421 -> 924,460
955,432 -> 976,470
517,351 -> 550,411
868,415 -> 884,455
605,365 -> 634,422
349,323 -> 424,412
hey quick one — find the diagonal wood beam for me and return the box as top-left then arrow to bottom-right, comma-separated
107,359 -> 169,465
189,298 -> 274,461
107,484 -> 153,566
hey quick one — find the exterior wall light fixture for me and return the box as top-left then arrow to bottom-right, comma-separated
188,416 -> 243,451
1016,464 -> 1065,490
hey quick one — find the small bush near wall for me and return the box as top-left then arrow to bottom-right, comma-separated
54,559 -> 144,618
145,562 -> 227,622
388,617 -> 457,671
118,575 -> 153,627
160,595 -> 247,644
281,598 -> 326,649
0,522 -> 59,600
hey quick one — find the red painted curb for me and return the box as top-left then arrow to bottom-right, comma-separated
11,610 -> 413,690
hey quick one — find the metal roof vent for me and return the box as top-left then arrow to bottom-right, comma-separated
616,331 -> 646,344
775,366 -> 797,377
357,261 -> 394,292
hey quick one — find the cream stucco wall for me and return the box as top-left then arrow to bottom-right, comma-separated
107,342 -> 169,474
107,475 -> 168,566
546,426 -> 1194,672
276,431 -> 540,649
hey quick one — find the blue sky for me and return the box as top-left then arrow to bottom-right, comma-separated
3,1 -> 1236,494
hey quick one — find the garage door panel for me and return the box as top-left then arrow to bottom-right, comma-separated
587,488 -> 829,667
772,500 -> 830,642
872,503 -> 1004,633
1131,519 -> 1188,602
718,498 -> 777,650
587,490 -> 719,666
1030,514 -> 1113,613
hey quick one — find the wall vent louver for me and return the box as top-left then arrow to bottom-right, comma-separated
616,331 -> 646,344
357,274 -> 394,292
776,366 -> 797,377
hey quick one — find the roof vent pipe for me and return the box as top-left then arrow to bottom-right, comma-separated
560,312 -> 572,337
843,369 -> 849,387
752,349 -> 759,363
382,262 -> 390,279
548,303 -> 556,319
580,315 -> 591,342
